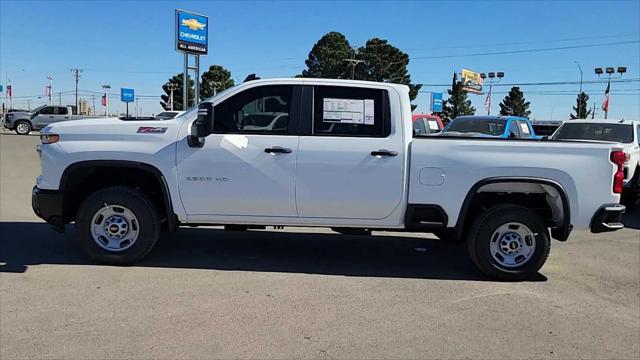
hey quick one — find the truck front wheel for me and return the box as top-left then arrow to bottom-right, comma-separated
75,186 -> 160,265
467,204 -> 550,281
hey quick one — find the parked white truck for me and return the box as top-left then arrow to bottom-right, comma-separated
32,78 -> 627,280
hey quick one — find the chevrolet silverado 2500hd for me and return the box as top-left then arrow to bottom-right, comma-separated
32,78 -> 627,280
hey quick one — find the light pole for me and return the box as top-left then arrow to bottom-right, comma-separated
47,75 -> 53,105
480,71 -> 504,115
594,66 -> 626,119
166,82 -> 178,111
102,84 -> 111,116
574,61 -> 583,117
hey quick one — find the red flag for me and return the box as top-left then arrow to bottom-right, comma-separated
102,95 -> 107,107
6,85 -> 12,98
602,82 -> 610,112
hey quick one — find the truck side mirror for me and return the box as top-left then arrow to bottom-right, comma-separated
188,102 -> 214,148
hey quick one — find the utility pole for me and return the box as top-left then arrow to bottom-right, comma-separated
91,94 -> 96,115
47,75 -> 53,105
591,102 -> 597,119
135,96 -> 139,117
27,99 -> 30,111
574,61 -> 583,117
59,92 -> 62,105
71,68 -> 83,114
343,48 -> 364,80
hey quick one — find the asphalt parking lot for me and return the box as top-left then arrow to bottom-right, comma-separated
1,133 -> 639,359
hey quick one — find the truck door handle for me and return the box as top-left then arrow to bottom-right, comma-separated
264,147 -> 292,154
371,149 -> 398,157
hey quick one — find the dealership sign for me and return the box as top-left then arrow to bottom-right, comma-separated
175,9 -> 208,55
431,92 -> 443,113
120,88 -> 134,103
461,69 -> 484,94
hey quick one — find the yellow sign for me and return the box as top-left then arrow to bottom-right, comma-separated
181,18 -> 206,31
461,69 -> 484,94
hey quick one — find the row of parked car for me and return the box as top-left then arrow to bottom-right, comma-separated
413,114 -> 640,205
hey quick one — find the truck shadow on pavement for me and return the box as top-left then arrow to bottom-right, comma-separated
0,222 -> 548,281
622,202 -> 640,230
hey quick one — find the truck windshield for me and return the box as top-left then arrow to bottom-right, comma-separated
445,118 -> 506,136
552,123 -> 634,143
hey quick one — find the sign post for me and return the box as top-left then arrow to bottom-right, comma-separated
176,9 -> 209,110
121,88 -> 134,117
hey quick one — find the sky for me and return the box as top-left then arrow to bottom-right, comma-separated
1,0 -> 639,119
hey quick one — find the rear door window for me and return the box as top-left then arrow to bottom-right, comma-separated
508,120 -> 521,138
56,107 -> 68,115
517,120 -> 531,137
312,86 -> 389,137
413,119 -> 428,135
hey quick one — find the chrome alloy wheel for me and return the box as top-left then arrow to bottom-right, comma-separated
90,205 -> 139,252
16,122 -> 30,134
489,222 -> 536,268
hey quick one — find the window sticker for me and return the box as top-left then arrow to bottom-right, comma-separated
427,119 -> 439,130
323,98 -> 375,125
519,123 -> 530,134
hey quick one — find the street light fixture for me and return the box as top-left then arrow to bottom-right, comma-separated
480,71 -> 504,115
594,65 -> 627,119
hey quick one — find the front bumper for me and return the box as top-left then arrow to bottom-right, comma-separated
590,204 -> 625,233
32,186 -> 65,232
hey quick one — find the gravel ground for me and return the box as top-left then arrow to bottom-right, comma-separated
1,133 -> 638,359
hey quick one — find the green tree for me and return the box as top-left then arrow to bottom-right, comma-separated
200,65 -> 235,100
301,31 -> 353,79
442,72 -> 475,121
356,38 -> 422,110
301,32 -> 422,109
499,86 -> 531,117
570,92 -> 591,119
160,73 -> 194,111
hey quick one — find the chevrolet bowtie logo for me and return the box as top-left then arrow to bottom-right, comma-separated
181,18 -> 206,31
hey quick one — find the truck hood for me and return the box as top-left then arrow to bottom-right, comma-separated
41,116 -> 182,140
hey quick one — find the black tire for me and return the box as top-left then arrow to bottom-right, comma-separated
433,229 -> 463,243
75,186 -> 160,265
467,204 -> 550,281
14,120 -> 31,135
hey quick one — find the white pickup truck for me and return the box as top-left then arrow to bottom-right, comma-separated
32,78 -> 627,280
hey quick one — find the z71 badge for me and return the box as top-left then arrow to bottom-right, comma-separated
137,127 -> 168,134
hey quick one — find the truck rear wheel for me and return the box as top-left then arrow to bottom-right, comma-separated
75,186 -> 160,265
14,120 -> 31,135
467,204 -> 550,280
